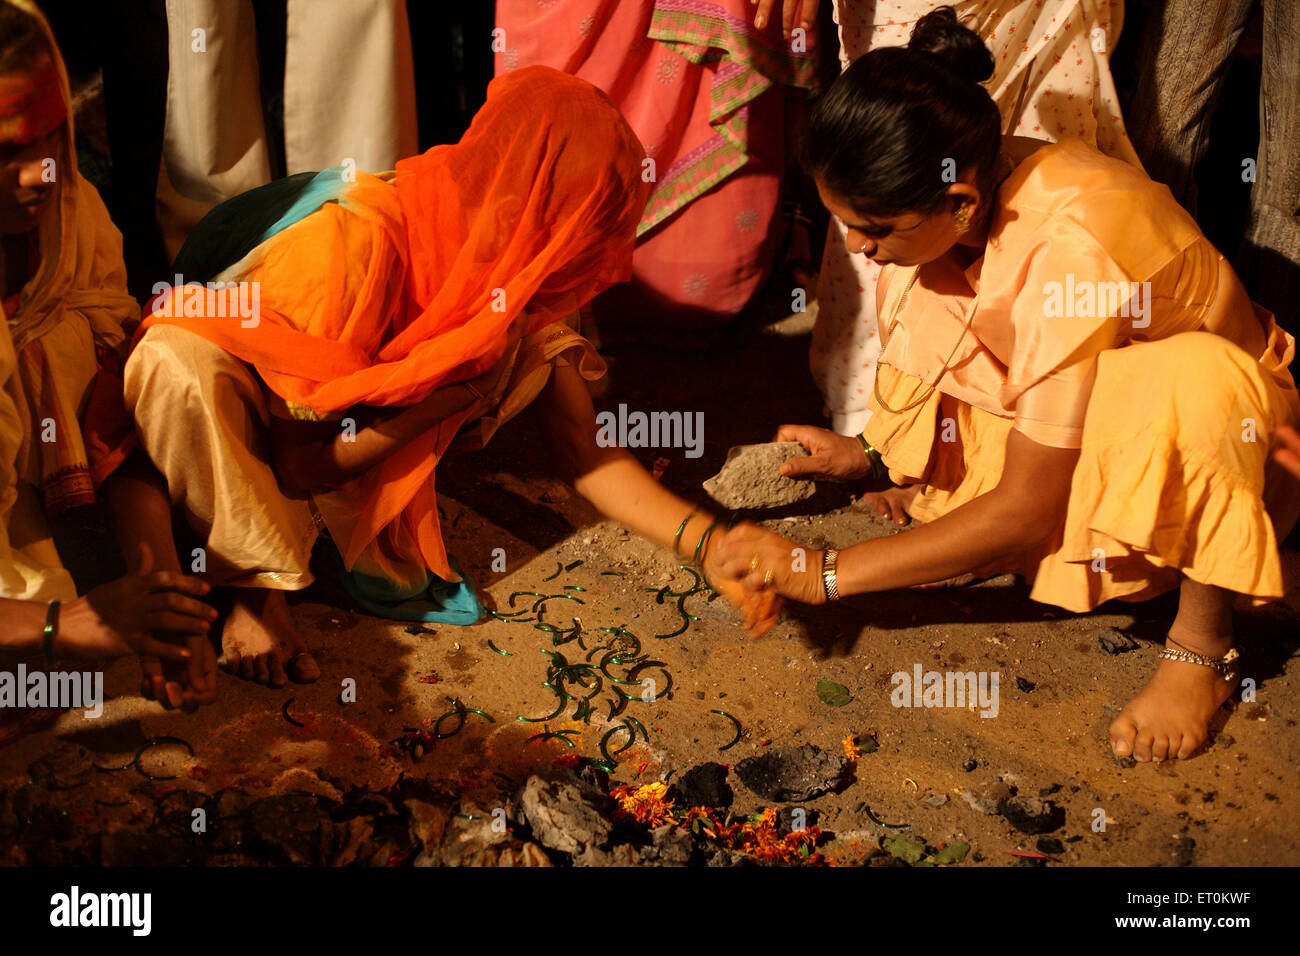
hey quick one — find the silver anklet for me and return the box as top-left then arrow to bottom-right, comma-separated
1160,642 -> 1240,681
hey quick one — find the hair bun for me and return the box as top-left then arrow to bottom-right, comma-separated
907,6 -> 994,84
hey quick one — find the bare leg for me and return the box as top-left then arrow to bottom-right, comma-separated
221,587 -> 320,687
1109,578 -> 1239,761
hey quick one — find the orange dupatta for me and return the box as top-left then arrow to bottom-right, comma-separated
136,66 -> 650,581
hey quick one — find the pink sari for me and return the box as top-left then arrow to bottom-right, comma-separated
496,0 -> 819,326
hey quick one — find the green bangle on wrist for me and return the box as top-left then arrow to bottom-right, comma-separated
856,433 -> 888,480
673,510 -> 697,557
693,516 -> 728,591
43,600 -> 60,665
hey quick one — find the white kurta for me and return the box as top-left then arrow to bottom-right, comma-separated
156,0 -> 418,261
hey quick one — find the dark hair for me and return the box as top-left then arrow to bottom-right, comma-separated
0,5 -> 51,74
802,6 -> 1001,219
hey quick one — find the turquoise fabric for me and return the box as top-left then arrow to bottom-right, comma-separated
327,541 -> 485,625
259,167 -> 350,242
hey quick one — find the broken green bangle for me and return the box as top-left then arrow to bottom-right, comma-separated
711,710 -> 742,751
600,721 -> 637,763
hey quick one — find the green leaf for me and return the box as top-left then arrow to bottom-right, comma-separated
816,680 -> 852,707
883,833 -> 926,865
932,841 -> 970,865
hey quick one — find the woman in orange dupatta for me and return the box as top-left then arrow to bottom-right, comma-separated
109,66 -> 764,689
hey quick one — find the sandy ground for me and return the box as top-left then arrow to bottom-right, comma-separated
2,307 -> 1298,867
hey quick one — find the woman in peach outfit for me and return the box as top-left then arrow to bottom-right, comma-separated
716,9 -> 1299,764
810,0 -> 1138,436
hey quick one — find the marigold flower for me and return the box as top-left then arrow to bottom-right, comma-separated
611,782 -> 677,827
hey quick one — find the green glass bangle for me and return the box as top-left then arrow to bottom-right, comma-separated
692,518 -> 722,572
43,600 -> 60,665
857,433 -> 888,480
672,510 -> 697,557
693,517 -> 731,592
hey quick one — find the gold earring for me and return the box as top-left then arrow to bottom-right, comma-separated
951,204 -> 972,235
953,204 -> 972,235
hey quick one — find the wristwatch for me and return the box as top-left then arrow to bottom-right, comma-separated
821,549 -> 840,602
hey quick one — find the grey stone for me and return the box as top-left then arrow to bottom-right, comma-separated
1097,628 -> 1139,655
959,782 -> 1064,833
998,795 -> 1066,834
646,824 -> 693,865
735,745 -> 851,802
703,442 -> 816,510
675,762 -> 733,809
516,774 -> 614,856
246,794 -> 338,865
960,782 -> 1013,815
1036,836 -> 1065,856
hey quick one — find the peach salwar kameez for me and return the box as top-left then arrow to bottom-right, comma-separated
814,0 -> 1139,435
864,139 -> 1300,612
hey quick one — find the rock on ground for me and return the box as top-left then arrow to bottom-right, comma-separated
675,762 -> 733,809
513,773 -> 614,856
735,745 -> 851,802
703,442 -> 816,510
960,781 -> 1065,834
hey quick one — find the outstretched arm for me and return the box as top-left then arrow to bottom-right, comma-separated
540,361 -> 779,634
717,427 -> 1079,603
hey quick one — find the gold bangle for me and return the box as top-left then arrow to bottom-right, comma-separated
821,549 -> 840,602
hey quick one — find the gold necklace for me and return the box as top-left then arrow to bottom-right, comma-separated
872,267 -> 979,414
871,154 -> 1017,416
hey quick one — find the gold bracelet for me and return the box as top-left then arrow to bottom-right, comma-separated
821,549 -> 840,602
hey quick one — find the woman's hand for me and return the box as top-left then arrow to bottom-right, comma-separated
701,529 -> 783,637
58,544 -> 216,662
776,424 -> 873,482
139,633 -> 218,710
275,360 -> 513,494
752,0 -> 820,35
714,520 -> 826,611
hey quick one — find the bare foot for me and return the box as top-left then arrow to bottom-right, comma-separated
863,482 -> 920,527
1109,642 -> 1237,762
221,589 -> 320,687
